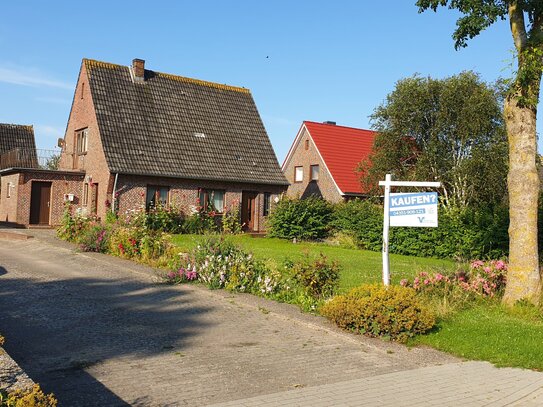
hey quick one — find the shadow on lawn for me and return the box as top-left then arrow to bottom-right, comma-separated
0,272 -> 213,406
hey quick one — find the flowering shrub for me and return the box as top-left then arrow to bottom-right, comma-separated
182,212 -> 218,234
401,260 -> 507,300
222,204 -> 242,234
321,284 -> 436,342
79,224 -> 110,253
0,384 -> 57,407
56,204 -> 94,243
170,237 -> 283,295
166,265 -> 199,284
131,204 -> 185,233
289,253 -> 341,299
459,260 -> 507,297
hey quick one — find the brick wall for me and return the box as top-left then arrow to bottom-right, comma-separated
0,171 -> 85,226
283,127 -> 344,203
0,173 -> 20,223
115,174 -> 285,232
58,62 -> 111,221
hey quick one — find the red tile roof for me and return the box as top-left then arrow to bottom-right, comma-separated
304,121 -> 376,194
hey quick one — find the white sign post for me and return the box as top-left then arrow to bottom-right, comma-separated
379,174 -> 441,286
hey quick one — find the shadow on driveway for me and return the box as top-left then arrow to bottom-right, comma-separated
0,272 -> 213,406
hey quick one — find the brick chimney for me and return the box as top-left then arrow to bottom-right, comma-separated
132,58 -> 145,82
323,121 -> 336,125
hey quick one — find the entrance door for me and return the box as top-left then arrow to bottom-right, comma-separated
241,191 -> 258,231
30,182 -> 52,225
91,183 -> 98,215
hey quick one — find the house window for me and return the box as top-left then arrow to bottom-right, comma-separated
199,189 -> 225,213
82,183 -> 89,206
146,185 -> 169,210
311,165 -> 319,181
75,128 -> 88,155
294,166 -> 303,182
81,82 -> 85,99
305,139 -> 309,150
263,192 -> 271,216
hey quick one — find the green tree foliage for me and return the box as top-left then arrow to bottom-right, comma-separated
359,71 -> 508,208
416,0 -> 543,304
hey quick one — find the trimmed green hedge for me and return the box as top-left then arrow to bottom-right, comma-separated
269,197 -> 511,260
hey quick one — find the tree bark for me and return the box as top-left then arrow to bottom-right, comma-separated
502,93 -> 541,305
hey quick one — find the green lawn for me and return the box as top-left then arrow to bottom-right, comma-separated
415,304 -> 543,370
171,234 -> 543,370
171,234 -> 456,291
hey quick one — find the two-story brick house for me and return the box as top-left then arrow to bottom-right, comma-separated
282,121 -> 376,203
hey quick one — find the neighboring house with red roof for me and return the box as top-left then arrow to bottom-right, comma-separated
282,121 -> 376,203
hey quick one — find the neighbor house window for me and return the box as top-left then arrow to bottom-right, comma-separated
199,189 -> 225,213
305,139 -> 309,150
263,192 -> 271,216
82,183 -> 89,206
146,185 -> 169,210
75,128 -> 88,154
311,165 -> 319,181
294,166 -> 303,182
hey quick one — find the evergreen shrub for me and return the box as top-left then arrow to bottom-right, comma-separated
321,284 -> 436,342
267,197 -> 333,240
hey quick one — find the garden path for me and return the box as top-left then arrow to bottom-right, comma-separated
0,229 -> 542,406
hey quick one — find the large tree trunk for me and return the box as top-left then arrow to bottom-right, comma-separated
502,94 -> 541,305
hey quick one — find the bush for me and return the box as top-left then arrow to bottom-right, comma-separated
321,284 -> 436,342
78,224 -> 110,253
182,212 -> 218,234
129,205 -> 184,234
330,200 -> 509,260
0,384 -> 57,407
56,204 -> 94,243
289,253 -> 340,299
267,197 -> 333,240
331,199 -> 383,251
402,260 -> 507,300
222,205 -> 242,234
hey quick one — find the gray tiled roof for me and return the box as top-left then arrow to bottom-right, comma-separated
85,59 -> 288,186
0,124 -> 38,169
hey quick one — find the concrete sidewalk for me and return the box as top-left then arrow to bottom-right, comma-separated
0,228 -> 542,406
209,361 -> 543,406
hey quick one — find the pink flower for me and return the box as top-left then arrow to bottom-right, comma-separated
494,260 -> 506,270
424,279 -> 430,285
470,260 -> 484,269
400,279 -> 408,287
435,273 -> 444,281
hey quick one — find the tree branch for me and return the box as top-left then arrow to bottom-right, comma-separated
509,2 -> 528,52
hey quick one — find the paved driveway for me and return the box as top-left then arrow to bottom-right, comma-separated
0,230 -> 542,406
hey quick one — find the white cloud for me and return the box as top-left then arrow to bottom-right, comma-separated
0,66 -> 72,90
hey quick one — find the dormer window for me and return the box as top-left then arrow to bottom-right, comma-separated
76,128 -> 88,155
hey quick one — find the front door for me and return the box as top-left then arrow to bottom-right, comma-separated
241,191 -> 258,231
91,183 -> 98,215
30,182 -> 52,225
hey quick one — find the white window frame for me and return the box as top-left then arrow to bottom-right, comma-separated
295,166 -> 303,182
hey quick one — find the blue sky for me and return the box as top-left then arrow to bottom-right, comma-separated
0,1 -> 539,162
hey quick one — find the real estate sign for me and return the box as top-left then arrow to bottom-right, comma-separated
389,192 -> 438,227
